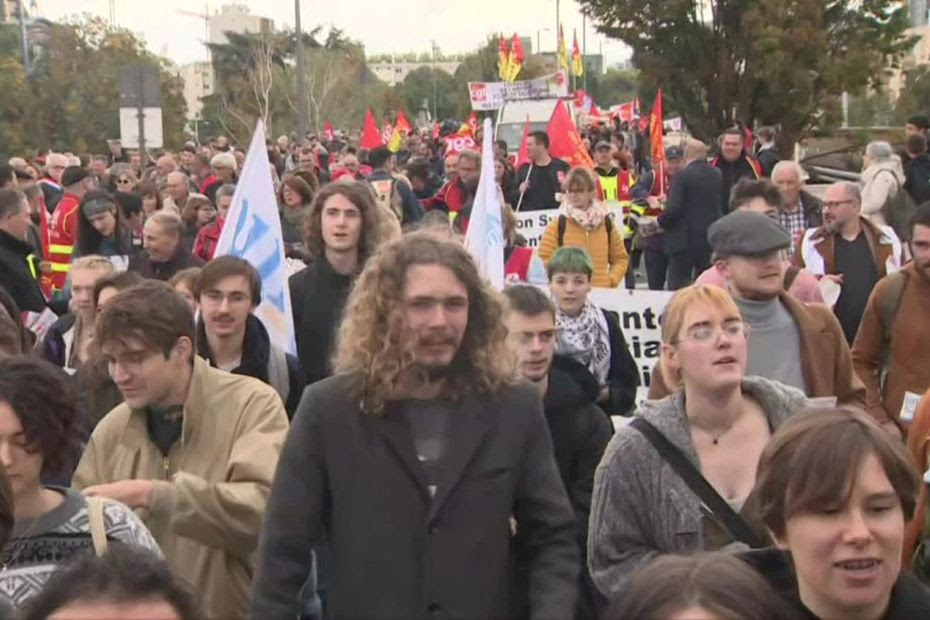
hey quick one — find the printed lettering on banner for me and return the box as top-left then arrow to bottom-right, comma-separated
588,288 -> 674,406
514,209 -> 558,248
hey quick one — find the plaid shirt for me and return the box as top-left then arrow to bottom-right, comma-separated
779,203 -> 808,256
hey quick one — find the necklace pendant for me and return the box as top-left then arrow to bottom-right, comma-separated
712,437 -> 719,445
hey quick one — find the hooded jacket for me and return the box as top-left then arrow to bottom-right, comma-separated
861,157 -> 907,229
72,356 -> 289,620
196,314 -> 303,417
544,356 -> 612,546
0,229 -> 46,313
588,376 -> 808,601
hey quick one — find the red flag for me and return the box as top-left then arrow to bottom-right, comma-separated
649,90 -> 666,194
432,121 -> 440,140
466,112 -> 479,135
546,101 -> 594,168
361,109 -> 383,150
395,111 -> 412,134
516,115 -> 531,169
498,34 -> 510,80
508,34 -> 524,81
323,119 -> 334,141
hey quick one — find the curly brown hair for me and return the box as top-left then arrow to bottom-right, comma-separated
334,231 -> 515,416
0,357 -> 83,478
303,181 -> 385,264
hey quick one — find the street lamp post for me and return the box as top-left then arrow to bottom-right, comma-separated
536,28 -> 550,56
18,0 -> 30,73
295,0 -> 309,139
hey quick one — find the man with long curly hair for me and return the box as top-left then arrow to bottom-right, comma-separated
252,232 -> 580,619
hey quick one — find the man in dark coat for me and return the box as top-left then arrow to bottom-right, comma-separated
711,128 -> 763,213
0,188 -> 46,313
659,139 -> 725,289
128,210 -> 204,281
503,284 -> 612,620
251,232 -> 579,620
194,256 -> 303,417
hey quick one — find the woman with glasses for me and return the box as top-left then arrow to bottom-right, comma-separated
537,166 -> 630,288
106,164 -> 137,195
587,284 -> 809,603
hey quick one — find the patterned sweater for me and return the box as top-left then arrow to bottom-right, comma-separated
0,487 -> 160,607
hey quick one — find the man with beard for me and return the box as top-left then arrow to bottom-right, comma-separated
503,284 -> 611,620
793,181 -> 904,344
251,232 -> 579,619
424,150 -> 481,231
853,204 -> 930,436
194,256 -> 303,417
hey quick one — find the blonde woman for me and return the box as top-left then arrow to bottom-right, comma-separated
537,167 -> 629,287
588,285 -> 808,601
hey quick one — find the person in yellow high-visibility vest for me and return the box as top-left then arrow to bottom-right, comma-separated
594,142 -> 642,287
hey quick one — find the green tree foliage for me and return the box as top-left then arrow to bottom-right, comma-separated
0,16 -> 187,159
587,68 -> 639,109
201,26 -> 390,141
578,0 -> 914,152
895,66 -> 930,124
396,67 -> 460,120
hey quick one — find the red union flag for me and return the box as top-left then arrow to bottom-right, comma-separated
444,131 -> 479,155
547,101 -> 594,169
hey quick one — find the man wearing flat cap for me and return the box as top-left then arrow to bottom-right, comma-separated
48,166 -> 96,295
650,209 -> 866,408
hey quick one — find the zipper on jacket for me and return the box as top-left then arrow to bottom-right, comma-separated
163,456 -> 170,479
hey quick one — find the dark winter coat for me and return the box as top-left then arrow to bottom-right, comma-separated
250,374 -> 580,620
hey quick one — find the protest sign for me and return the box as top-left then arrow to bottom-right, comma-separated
514,209 -> 558,248
468,71 -> 569,111
589,288 -> 674,406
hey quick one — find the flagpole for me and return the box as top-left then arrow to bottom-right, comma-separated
582,13 -> 587,92
515,164 -> 533,212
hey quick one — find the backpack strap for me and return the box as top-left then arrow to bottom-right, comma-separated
85,496 -> 109,557
267,344 -> 291,405
878,271 -> 909,391
629,417 -> 765,548
558,215 -> 567,246
783,265 -> 801,291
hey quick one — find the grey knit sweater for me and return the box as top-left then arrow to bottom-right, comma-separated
587,376 -> 809,601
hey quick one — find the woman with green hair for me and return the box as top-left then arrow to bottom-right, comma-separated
548,246 -> 639,415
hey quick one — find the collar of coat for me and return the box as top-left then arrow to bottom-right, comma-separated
119,356 -> 211,451
809,214 -> 892,245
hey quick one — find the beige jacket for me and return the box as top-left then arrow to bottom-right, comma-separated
73,356 -> 289,619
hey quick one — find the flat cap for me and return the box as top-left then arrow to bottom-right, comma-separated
61,166 -> 89,187
665,146 -> 684,160
594,141 -> 612,151
707,210 -> 791,256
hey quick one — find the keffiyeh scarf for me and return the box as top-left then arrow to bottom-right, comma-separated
556,302 -> 611,385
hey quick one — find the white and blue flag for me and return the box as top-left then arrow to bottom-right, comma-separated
213,121 -> 296,355
464,117 -> 505,290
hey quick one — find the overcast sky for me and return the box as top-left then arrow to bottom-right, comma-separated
38,0 -> 631,67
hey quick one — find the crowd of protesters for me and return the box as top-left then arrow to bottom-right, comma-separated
0,109 -> 928,620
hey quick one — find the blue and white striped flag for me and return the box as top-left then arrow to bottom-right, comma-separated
464,117 -> 505,290
213,121 -> 296,355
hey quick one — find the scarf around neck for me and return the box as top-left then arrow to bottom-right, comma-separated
561,200 -> 609,232
556,301 -> 611,385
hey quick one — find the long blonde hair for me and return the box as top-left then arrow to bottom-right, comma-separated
334,232 -> 516,416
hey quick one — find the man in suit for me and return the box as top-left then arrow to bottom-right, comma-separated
659,139 -> 725,289
251,232 -> 579,620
